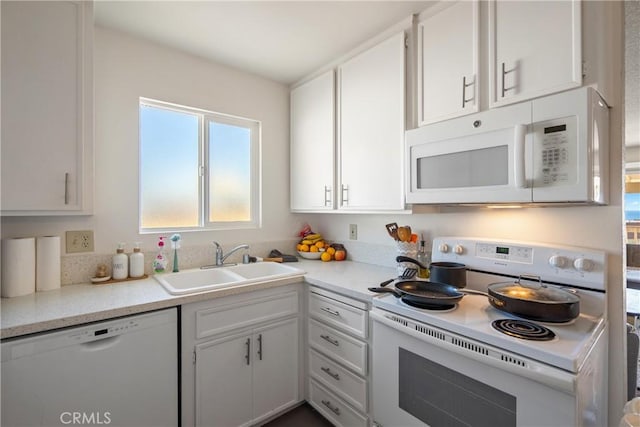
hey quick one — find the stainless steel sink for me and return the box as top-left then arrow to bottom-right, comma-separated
155,262 -> 305,295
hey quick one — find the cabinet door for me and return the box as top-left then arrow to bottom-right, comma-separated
338,32 -> 406,211
1,1 -> 93,215
195,332 -> 253,427
252,318 -> 299,422
419,1 -> 479,125
290,71 -> 335,211
489,0 -> 581,107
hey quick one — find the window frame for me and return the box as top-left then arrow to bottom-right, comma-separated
139,98 -> 262,233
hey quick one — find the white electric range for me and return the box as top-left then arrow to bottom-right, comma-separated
371,237 -> 608,427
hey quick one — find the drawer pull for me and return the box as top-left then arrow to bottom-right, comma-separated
321,366 -> 340,381
320,307 -> 341,317
321,399 -> 341,416
245,338 -> 251,365
320,334 -> 340,347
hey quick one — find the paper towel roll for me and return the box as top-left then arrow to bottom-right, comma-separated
36,236 -> 61,292
2,237 -> 36,297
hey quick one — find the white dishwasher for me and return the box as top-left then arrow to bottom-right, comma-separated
1,307 -> 178,427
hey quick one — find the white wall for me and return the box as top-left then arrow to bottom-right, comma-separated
1,26 -> 305,252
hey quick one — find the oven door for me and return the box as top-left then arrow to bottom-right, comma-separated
405,101 -> 532,205
371,309 -> 606,427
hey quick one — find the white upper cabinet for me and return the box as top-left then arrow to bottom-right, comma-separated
419,1 -> 479,125
290,71 -> 335,211
1,1 -> 94,215
338,32 -> 406,211
290,31 -> 407,212
489,0 -> 581,107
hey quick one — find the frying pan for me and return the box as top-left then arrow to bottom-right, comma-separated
368,280 -> 486,304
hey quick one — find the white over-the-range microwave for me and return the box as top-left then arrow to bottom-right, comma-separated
405,87 -> 609,205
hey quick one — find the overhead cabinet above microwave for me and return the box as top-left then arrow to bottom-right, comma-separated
405,87 -> 609,206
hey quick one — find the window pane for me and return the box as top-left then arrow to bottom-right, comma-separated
140,105 -> 199,228
208,121 -> 251,222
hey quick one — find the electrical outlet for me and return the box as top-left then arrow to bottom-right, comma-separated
66,230 -> 94,253
349,224 -> 358,240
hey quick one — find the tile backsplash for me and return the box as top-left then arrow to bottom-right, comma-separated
61,239 -> 399,285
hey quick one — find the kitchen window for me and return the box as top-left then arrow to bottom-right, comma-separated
139,98 -> 261,232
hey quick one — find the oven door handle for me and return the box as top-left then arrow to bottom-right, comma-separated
370,309 -> 580,394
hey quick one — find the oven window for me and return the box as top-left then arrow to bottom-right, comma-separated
417,145 -> 508,189
399,348 -> 516,427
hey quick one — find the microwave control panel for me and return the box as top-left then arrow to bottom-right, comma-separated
532,116 -> 577,187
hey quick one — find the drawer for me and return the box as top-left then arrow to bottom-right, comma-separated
194,291 -> 298,339
309,379 -> 368,427
309,348 -> 367,413
309,291 -> 368,338
308,319 -> 367,376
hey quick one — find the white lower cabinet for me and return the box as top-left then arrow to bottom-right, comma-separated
182,286 -> 302,427
307,287 -> 370,426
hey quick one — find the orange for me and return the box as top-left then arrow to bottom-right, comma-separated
310,245 -> 319,252
326,247 -> 336,256
299,244 -> 310,252
334,250 -> 346,261
320,252 -> 332,262
315,241 -> 325,249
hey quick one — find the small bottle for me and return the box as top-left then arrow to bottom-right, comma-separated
416,235 -> 431,279
129,242 -> 145,278
153,237 -> 168,273
112,243 -> 129,280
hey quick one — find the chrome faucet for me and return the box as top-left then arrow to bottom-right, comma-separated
212,241 -> 249,266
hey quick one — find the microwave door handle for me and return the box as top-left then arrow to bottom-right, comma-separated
514,125 -> 527,188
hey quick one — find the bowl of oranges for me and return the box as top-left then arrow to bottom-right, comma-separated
296,232 -> 346,262
296,233 -> 325,259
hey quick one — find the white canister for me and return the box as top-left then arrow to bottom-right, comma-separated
129,243 -> 145,278
396,241 -> 417,276
112,243 -> 128,280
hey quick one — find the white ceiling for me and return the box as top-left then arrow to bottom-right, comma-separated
94,1 -> 433,85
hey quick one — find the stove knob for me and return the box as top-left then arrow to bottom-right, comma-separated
454,245 -> 464,255
438,243 -> 450,253
549,255 -> 568,268
573,258 -> 594,272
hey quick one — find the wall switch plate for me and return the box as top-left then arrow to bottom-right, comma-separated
349,224 -> 358,240
66,230 -> 94,253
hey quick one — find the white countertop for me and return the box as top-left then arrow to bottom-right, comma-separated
1,260 -> 395,339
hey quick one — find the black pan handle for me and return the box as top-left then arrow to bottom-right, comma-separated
368,287 -> 402,297
379,278 -> 394,287
395,255 -> 428,270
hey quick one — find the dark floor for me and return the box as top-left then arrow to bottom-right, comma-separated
263,403 -> 332,427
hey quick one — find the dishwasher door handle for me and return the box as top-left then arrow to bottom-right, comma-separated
80,335 -> 121,351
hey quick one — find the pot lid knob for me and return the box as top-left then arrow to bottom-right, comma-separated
573,257 -> 594,272
548,255 -> 568,268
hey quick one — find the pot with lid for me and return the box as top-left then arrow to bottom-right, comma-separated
487,275 -> 580,323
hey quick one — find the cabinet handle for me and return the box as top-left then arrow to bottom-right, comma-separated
320,307 -> 340,317
321,366 -> 340,381
321,399 -> 341,416
64,172 -> 70,205
257,334 -> 263,361
462,76 -> 475,108
320,334 -> 340,347
501,62 -> 516,98
341,184 -> 348,206
245,338 -> 251,365
324,185 -> 332,207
